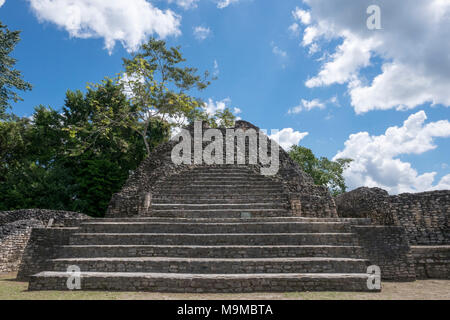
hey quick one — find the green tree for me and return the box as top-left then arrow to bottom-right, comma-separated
0,21 -> 32,117
0,80 -> 169,216
60,80 -> 168,216
205,108 -> 236,128
0,111 -> 74,210
288,145 -> 353,196
120,38 -> 235,155
0,39 -> 237,216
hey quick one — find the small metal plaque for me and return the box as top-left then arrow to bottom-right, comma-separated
240,212 -> 252,219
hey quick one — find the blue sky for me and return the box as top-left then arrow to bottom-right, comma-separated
1,0 -> 449,194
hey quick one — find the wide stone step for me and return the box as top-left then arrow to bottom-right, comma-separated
150,203 -> 286,210
183,172 -> 260,177
80,222 -> 350,234
183,171 -> 262,177
49,257 -> 370,274
151,197 -> 289,204
29,272 -> 376,292
152,191 -> 288,197
161,181 -> 282,187
164,173 -> 277,179
164,174 -> 278,179
190,167 -> 257,172
146,209 -> 289,218
69,233 -> 358,246
93,217 -> 372,224
154,191 -> 285,197
168,174 -> 276,180
58,245 -> 365,259
157,186 -> 283,192
161,183 -> 281,187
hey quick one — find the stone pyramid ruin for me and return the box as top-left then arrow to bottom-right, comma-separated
14,120 -> 448,292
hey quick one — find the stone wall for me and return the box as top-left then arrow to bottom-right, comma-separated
351,225 -> 416,281
16,227 -> 76,281
334,187 -> 393,225
390,191 -> 449,245
0,209 -> 88,273
335,188 -> 449,245
107,120 -> 337,218
0,209 -> 89,226
410,246 -> 450,279
0,221 -> 36,273
297,186 -> 338,218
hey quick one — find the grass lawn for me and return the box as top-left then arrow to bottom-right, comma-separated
1,272 -> 448,300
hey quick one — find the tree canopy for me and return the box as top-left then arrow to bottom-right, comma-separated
112,38 -> 235,155
288,145 -> 353,196
0,81 -> 167,216
0,32 -> 238,216
0,21 -> 32,118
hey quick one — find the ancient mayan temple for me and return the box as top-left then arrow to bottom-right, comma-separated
13,120 -> 448,292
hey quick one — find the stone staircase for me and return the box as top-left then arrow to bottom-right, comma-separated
28,216 -> 376,292
149,166 -> 291,218
28,166 -> 378,292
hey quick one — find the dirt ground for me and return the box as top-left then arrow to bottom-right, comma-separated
1,272 -> 448,300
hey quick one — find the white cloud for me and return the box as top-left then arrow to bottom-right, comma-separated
167,0 -> 199,10
288,96 -> 338,114
305,34 -> 377,88
0,0 -> 5,8
292,7 -> 311,25
289,99 -> 325,114
213,59 -> 219,77
269,128 -> 309,150
334,111 -> 450,194
349,62 -> 450,113
203,98 -> 243,125
216,0 -> 240,9
167,114 -> 189,138
298,0 -> 450,113
193,26 -> 211,41
272,45 -> 287,58
27,0 -> 181,53
203,98 -> 230,116
120,72 -> 145,99
288,23 -> 300,36
434,174 -> 450,190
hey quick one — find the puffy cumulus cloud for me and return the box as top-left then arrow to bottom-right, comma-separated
334,111 -> 450,194
27,0 -> 181,53
269,128 -> 309,151
296,0 -> 450,113
288,96 -> 338,114
289,98 -> 325,114
203,98 -> 231,116
305,34 -> 378,88
292,7 -> 311,25
203,98 -> 243,125
0,0 -> 5,8
216,0 -> 240,9
193,26 -> 211,41
167,0 -> 199,10
349,63 -> 450,113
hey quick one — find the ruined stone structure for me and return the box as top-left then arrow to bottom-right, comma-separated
106,121 -> 337,219
335,187 -> 449,279
0,210 -> 88,273
3,120 -> 448,292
